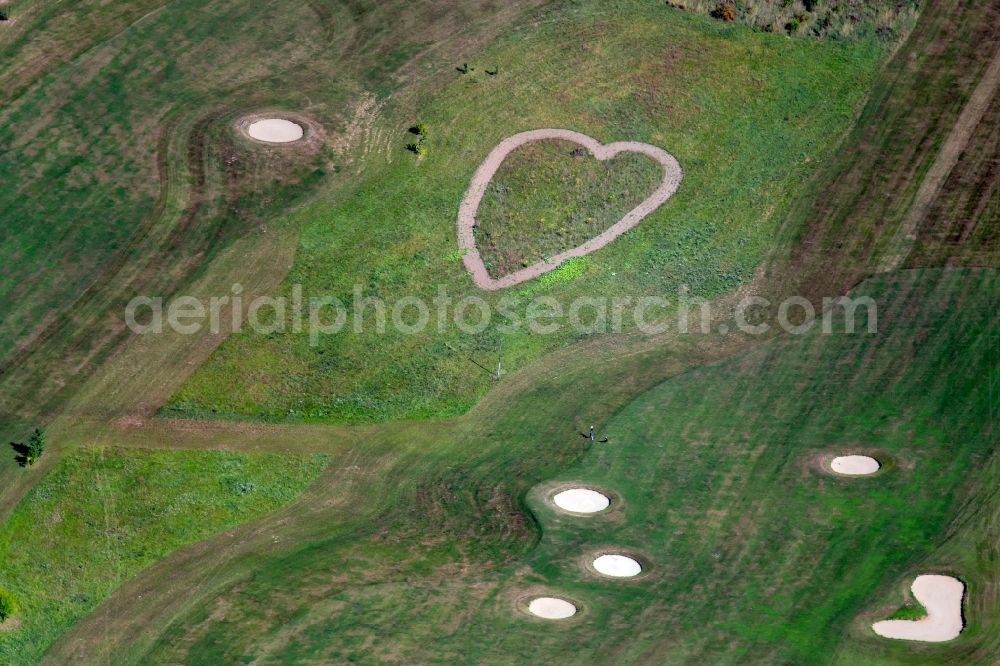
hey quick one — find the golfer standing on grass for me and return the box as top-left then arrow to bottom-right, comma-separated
589,425 -> 595,441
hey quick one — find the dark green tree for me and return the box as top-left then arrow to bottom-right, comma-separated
0,588 -> 16,622
10,427 -> 45,467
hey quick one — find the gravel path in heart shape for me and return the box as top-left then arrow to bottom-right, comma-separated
457,129 -> 682,290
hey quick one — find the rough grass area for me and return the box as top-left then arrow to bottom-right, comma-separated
0,447 -> 328,664
905,73 -> 1000,269
668,0 -> 920,40
0,0 -> 330,364
475,139 -> 663,278
92,269 -> 999,664
0,0 -> 548,500
166,0 -> 884,424
776,0 -> 999,304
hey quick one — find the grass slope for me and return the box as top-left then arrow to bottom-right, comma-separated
905,59 -> 1000,269
775,0 -> 1000,301
0,447 -> 328,664
99,268 -> 998,664
0,0 -> 548,508
0,0 -> 326,362
1,0 -> 995,662
166,0 -> 885,424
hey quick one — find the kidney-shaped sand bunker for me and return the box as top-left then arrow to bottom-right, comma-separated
871,574 -> 965,642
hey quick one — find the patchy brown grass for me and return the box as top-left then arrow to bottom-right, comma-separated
771,0 -> 1000,305
905,68 -> 1000,268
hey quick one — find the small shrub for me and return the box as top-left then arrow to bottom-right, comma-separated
711,3 -> 736,21
0,10 -> 8,22
408,123 -> 428,136
0,588 -> 16,621
811,14 -> 831,35
227,479 -> 257,495
27,428 -> 44,460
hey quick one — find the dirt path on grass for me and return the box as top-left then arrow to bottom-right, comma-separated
878,43 -> 1000,272
457,129 -> 682,290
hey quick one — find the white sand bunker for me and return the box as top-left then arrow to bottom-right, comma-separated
527,597 -> 577,620
872,575 -> 965,642
831,455 -> 881,475
247,118 -> 304,143
553,488 -> 610,514
593,554 -> 642,578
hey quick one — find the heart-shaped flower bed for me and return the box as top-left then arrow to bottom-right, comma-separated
457,129 -> 682,290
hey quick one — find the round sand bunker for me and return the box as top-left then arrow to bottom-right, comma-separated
247,118 -> 304,143
831,455 -> 881,476
553,488 -> 610,514
871,574 -> 965,642
527,597 -> 577,620
592,554 -> 642,578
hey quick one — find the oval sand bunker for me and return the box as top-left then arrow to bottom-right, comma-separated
872,574 -> 965,642
553,488 -> 610,514
527,597 -> 577,620
247,118 -> 304,143
593,554 -> 642,578
831,455 -> 881,476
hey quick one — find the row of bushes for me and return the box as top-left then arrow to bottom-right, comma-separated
406,123 -> 428,157
669,0 -> 921,40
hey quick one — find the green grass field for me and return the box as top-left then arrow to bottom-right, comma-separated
165,0 -> 885,424
0,0 -> 550,513
1,0 -> 998,663
44,269 -> 998,665
0,447 -> 328,664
